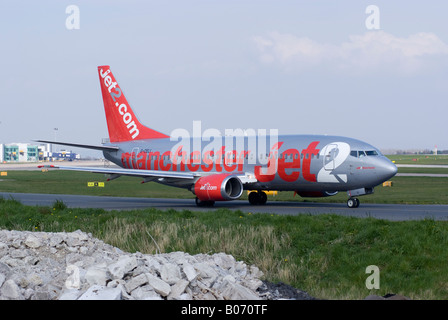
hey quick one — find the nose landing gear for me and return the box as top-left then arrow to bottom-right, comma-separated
347,198 -> 360,208
346,188 -> 373,208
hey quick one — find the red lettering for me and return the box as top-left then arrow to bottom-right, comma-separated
145,152 -> 152,170
119,141 -> 320,184
137,151 -> 147,169
254,142 -> 284,182
237,150 -> 249,172
254,160 -> 276,182
148,151 -> 160,170
187,150 -> 200,172
121,152 -> 132,168
201,150 -> 214,172
215,146 -> 225,172
159,151 -> 171,171
172,146 -> 187,171
278,148 -> 300,182
302,141 -> 320,182
223,150 -> 237,172
130,151 -> 137,169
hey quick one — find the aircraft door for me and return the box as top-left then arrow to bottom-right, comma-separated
322,144 -> 338,171
318,142 -> 351,183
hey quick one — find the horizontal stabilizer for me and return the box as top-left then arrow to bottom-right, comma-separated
34,140 -> 119,151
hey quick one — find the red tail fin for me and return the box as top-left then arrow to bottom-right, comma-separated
98,66 -> 169,142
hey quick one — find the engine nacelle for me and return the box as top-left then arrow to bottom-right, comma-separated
295,191 -> 338,198
194,174 -> 243,201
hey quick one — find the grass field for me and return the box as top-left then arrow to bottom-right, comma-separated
387,154 -> 448,165
0,167 -> 447,299
0,198 -> 447,300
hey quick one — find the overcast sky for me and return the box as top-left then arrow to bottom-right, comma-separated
1,1 -> 447,157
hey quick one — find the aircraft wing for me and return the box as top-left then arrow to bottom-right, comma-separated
38,164 -> 196,180
38,164 -> 258,184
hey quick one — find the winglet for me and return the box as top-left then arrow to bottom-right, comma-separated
98,66 -> 170,142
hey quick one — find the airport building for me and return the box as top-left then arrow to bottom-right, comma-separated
0,143 -> 39,162
0,143 -> 80,162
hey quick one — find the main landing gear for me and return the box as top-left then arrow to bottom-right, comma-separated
347,198 -> 360,208
195,197 -> 215,207
248,191 -> 267,205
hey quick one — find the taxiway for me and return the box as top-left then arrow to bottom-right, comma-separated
1,192 -> 447,221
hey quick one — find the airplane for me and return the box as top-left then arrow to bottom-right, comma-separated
36,65 -> 397,208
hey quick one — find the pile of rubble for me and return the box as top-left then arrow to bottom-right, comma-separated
0,229 -> 279,300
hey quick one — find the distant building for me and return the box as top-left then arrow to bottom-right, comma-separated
0,143 -> 38,162
0,143 -> 80,162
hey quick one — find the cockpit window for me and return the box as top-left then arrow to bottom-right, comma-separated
350,150 -> 380,158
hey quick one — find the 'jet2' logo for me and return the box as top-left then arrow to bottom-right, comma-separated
100,68 -> 140,139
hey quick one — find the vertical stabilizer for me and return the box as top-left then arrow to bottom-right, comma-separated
98,65 -> 169,142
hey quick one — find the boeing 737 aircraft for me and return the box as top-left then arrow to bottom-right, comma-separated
37,66 -> 397,208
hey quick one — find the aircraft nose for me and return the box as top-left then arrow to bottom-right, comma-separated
379,158 -> 398,181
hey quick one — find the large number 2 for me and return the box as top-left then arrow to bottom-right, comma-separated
110,87 -> 122,102
317,142 -> 350,183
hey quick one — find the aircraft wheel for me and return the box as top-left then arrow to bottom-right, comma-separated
195,197 -> 215,207
248,192 -> 260,205
347,198 -> 359,208
259,191 -> 267,205
248,191 -> 267,205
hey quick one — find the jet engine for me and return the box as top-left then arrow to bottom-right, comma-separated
193,174 -> 243,201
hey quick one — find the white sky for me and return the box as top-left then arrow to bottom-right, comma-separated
1,1 -> 447,157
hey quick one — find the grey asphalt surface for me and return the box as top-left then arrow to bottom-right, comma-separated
1,192 -> 448,221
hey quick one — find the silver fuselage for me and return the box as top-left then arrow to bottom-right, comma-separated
102,134 -> 397,193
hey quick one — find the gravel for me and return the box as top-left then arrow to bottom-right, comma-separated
0,229 -> 316,300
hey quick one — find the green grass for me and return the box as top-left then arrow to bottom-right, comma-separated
0,170 -> 194,198
397,167 -> 448,174
387,154 -> 448,165
0,197 -> 447,300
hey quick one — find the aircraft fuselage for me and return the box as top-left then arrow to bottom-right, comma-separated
103,134 -> 397,194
